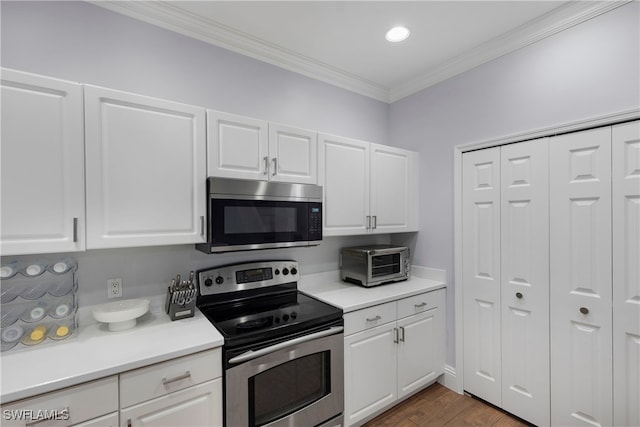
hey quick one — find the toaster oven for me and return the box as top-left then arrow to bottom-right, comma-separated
340,245 -> 410,287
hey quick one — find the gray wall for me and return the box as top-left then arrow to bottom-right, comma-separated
0,1 -> 390,307
389,1 -> 640,366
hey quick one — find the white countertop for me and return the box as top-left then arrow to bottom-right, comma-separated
0,298 -> 223,404
299,268 -> 447,313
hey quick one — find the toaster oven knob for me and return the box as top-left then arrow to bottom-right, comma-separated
215,275 -> 224,285
282,268 -> 289,275
204,278 -> 213,287
290,267 -> 298,275
290,311 -> 298,319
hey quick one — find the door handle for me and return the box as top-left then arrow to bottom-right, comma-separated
263,156 -> 269,175
229,326 -> 343,365
399,326 -> 405,342
272,157 -> 278,176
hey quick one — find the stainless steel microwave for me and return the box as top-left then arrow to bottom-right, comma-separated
340,244 -> 410,287
196,177 -> 322,253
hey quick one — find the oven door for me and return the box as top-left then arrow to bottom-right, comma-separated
208,197 -> 322,252
225,326 -> 344,427
369,252 -> 405,283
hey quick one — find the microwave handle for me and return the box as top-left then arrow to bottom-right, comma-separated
228,326 -> 344,365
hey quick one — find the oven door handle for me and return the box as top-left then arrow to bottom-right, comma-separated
228,326 -> 344,365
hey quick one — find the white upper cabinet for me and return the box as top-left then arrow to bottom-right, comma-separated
370,143 -> 418,233
268,123 -> 317,184
319,134 -> 370,235
1,69 -> 85,255
207,110 -> 268,181
84,85 -> 206,249
319,134 -> 418,236
207,111 -> 317,184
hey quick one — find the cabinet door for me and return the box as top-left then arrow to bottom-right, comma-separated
268,123 -> 317,184
500,139 -> 550,426
319,134 -> 370,236
344,322 -> 397,426
121,379 -> 222,427
397,304 -> 444,399
207,110 -> 268,180
370,144 -> 418,233
84,85 -> 206,249
612,121 -> 640,427
462,147 -> 502,407
550,127 -> 612,426
1,69 -> 85,255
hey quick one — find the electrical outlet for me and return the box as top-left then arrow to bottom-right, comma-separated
107,278 -> 122,298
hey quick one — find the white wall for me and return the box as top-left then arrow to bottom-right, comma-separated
389,1 -> 640,367
0,0 -> 390,307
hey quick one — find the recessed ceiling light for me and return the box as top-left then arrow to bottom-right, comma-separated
385,26 -> 410,43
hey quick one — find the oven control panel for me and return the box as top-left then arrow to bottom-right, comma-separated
197,260 -> 299,296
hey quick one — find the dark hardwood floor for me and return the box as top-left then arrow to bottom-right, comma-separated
363,383 -> 531,427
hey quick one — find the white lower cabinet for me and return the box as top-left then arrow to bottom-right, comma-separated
120,380 -> 221,427
344,289 -> 445,426
119,348 -> 222,427
0,376 -> 119,427
0,349 -> 223,427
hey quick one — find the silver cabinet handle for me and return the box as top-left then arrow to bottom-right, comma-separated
263,156 -> 269,175
414,302 -> 427,308
399,326 -> 405,342
366,315 -> 382,322
272,157 -> 278,176
162,370 -> 191,386
366,215 -> 371,229
128,419 -> 132,427
72,218 -> 78,242
200,216 -> 205,236
229,326 -> 343,365
25,407 -> 69,426
394,327 -> 399,344
372,215 -> 377,229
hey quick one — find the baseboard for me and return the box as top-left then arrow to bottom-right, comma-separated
438,364 -> 462,394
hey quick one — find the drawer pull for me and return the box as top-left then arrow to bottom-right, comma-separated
414,302 -> 427,308
366,315 -> 382,322
580,307 -> 589,315
399,326 -> 406,342
394,327 -> 399,344
25,407 -> 69,426
162,370 -> 191,386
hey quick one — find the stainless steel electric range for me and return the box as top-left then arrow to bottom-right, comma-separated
196,260 -> 344,427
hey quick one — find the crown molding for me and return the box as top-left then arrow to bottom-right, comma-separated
90,1 -> 629,104
89,0 -> 390,102
389,1 -> 630,102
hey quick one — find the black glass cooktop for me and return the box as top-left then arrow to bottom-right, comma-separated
198,290 -> 342,348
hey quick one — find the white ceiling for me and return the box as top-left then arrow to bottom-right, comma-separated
93,1 -> 623,103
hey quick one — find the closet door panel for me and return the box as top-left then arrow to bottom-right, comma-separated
500,139 -> 550,426
550,127 -> 612,427
612,120 -> 640,427
462,147 -> 502,407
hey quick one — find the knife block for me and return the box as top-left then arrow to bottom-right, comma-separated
164,286 -> 197,321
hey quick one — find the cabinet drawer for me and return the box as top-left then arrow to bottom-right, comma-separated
120,348 -> 221,408
1,376 -> 118,427
344,301 -> 396,336
397,289 -> 444,320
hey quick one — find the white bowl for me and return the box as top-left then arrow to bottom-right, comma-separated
92,299 -> 150,331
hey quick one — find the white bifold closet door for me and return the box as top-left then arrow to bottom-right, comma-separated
462,139 -> 550,426
462,147 -> 502,407
500,140 -> 550,426
550,127 -> 613,427
612,121 -> 640,427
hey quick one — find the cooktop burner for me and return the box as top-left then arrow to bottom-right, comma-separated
196,260 -> 342,349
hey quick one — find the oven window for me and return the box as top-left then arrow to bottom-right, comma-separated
371,253 -> 401,277
249,351 -> 330,426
